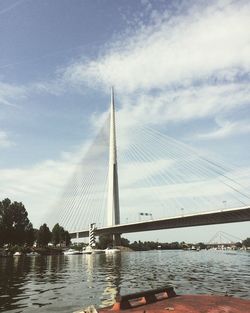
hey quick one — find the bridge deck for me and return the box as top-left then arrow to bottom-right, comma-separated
70,206 -> 250,239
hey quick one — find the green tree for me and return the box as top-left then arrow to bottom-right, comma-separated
197,242 -> 207,250
25,222 -> 36,246
235,241 -> 242,248
98,236 -> 130,249
0,198 -> 12,246
37,224 -> 51,247
51,223 -> 71,246
0,198 -> 34,246
0,200 -> 5,246
120,237 -> 130,247
242,237 -> 250,247
98,234 -> 113,249
64,231 -> 71,246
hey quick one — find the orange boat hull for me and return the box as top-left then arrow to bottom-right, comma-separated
99,286 -> 250,313
100,295 -> 250,313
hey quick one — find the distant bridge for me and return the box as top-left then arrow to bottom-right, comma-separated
206,229 -> 244,246
70,206 -> 250,239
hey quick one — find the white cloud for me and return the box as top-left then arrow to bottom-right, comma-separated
63,1 -> 250,92
196,118 -> 250,140
114,82 -> 250,131
0,142 -> 93,226
0,79 -> 65,110
0,82 -> 27,107
0,157 -> 76,219
2,1 -> 249,130
63,0 -> 250,140
32,81 -> 65,96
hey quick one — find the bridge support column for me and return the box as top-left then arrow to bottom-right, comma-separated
107,87 -> 121,247
113,233 -> 121,247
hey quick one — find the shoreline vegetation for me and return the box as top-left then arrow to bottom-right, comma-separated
1,198 -> 249,256
1,239 -> 250,257
0,198 -> 71,256
97,234 -> 250,252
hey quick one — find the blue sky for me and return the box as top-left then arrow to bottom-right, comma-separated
0,0 -> 249,242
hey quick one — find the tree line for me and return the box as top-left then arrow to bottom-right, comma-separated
97,235 -> 196,250
97,234 -> 250,251
0,198 -> 71,247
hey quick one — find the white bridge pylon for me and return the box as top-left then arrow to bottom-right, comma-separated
106,87 -> 121,245
107,87 -> 120,227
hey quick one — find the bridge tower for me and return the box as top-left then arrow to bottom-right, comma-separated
107,87 -> 121,246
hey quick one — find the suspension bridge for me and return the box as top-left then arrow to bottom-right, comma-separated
206,230 -> 244,248
50,88 -> 250,244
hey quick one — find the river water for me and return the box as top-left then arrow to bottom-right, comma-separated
0,250 -> 249,313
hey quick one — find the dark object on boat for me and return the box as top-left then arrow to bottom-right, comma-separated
97,286 -> 250,313
110,286 -> 176,310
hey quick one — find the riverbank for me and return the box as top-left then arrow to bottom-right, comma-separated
0,245 -> 134,257
0,246 -> 63,256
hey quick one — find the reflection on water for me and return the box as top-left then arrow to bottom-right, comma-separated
99,253 -> 121,307
0,250 -> 249,312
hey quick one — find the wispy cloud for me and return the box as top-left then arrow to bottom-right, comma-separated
0,131 -> 13,148
0,82 -> 27,107
115,82 -> 250,130
0,143 -> 90,225
62,0 -> 250,138
63,1 -> 250,92
0,79 -> 65,109
196,118 -> 250,140
0,0 -> 27,16
2,1 -> 249,129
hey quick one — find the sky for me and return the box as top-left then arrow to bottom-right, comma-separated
0,0 -> 249,243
